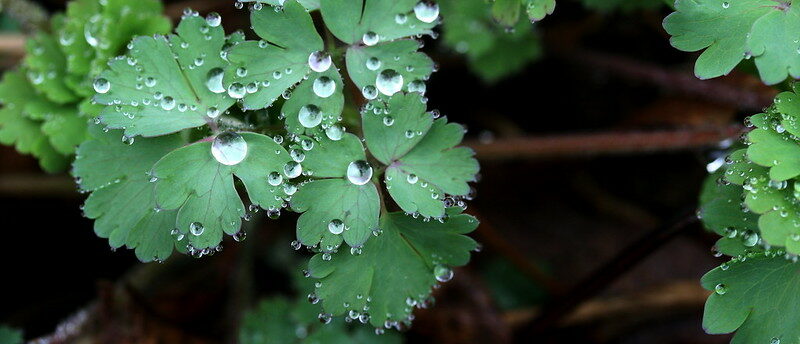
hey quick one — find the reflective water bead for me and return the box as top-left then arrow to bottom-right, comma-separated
363,31 -> 379,46
312,76 -> 336,98
714,283 -> 727,295
376,69 -> 403,96
395,13 -> 408,24
328,219 -> 345,234
161,96 -> 176,110
325,125 -> 344,141
206,12 -> 221,27
366,57 -> 382,71
383,116 -> 395,126
347,160 -> 373,185
407,79 -> 426,94
407,174 -> 418,184
207,107 -> 220,118
267,171 -> 283,186
190,222 -> 204,236
434,264 -> 453,282
308,51 -> 332,72
227,82 -> 246,98
236,66 -> 248,77
414,1 -> 439,23
93,78 -> 110,93
362,85 -> 378,100
298,104 -> 322,128
290,149 -> 306,162
212,131 -> 248,166
284,161 -> 302,178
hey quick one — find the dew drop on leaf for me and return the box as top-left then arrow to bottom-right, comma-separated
366,57 -> 382,71
267,171 -> 283,186
205,12 -> 222,27
93,78 -> 110,93
376,69 -> 403,96
190,222 -> 205,236
714,283 -> 727,295
347,160 -> 373,185
205,68 -> 225,93
434,264 -> 453,282
312,76 -> 336,98
211,131 -> 248,166
298,104 -> 322,128
328,219 -> 345,234
362,31 -> 379,46
227,82 -> 246,99
325,125 -> 344,141
413,1 -> 439,23
308,51 -> 332,72
395,13 -> 408,24
362,85 -> 378,100
161,96 -> 176,110
284,161 -> 302,178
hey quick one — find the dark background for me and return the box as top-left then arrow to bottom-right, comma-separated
0,0 -> 775,342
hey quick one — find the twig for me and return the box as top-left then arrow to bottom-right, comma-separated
0,0 -> 49,33
563,49 -> 776,111
0,174 -> 76,197
0,33 -> 25,56
525,210 -> 698,334
467,125 -> 742,161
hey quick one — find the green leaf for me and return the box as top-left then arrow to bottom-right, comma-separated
24,31 -> 79,104
493,0 -> 522,27
73,125 -> 184,262
0,69 -> 70,172
291,133 -> 380,249
95,14 -> 235,137
664,0 -> 800,85
701,252 -> 800,344
526,0 -> 556,22
345,40 -> 433,98
0,325 -> 22,344
698,171 -> 758,237
282,68 -> 345,135
225,0 -> 324,110
308,208 -> 478,328
152,132 -> 293,249
364,93 -> 478,218
439,0 -> 542,82
239,297 -> 403,344
320,0 -> 437,45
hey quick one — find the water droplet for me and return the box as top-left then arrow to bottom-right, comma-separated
312,76 -> 336,98
308,51 -> 332,72
233,230 -> 247,242
366,57 -> 382,71
406,174 -> 418,184
362,85 -> 378,100
714,283 -> 727,295
363,31 -> 379,46
395,13 -> 408,24
383,116 -> 394,126
284,161 -> 302,178
414,1 -> 439,23
347,160 -> 373,185
93,78 -> 110,93
206,12 -> 222,27
722,1 -> 730,8
298,104 -> 322,128
236,66 -> 248,77
206,68 -> 225,93
267,171 -> 283,186
407,79 -> 426,94
328,219 -> 345,234
161,96 -> 176,110
145,77 -> 157,87
207,107 -> 220,118
325,125 -> 344,141
376,69 -> 403,96
434,264 -> 453,282
212,131 -> 248,165
228,82 -> 246,98
190,222 -> 204,236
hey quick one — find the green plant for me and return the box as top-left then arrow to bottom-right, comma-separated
1,0 -> 482,335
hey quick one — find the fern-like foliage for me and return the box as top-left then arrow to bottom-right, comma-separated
0,0 -> 170,172
41,0 -> 482,332
698,84 -> 800,342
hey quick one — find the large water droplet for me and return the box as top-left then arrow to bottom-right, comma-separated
313,76 -> 336,98
347,160 -> 373,185
362,31 -> 379,46
362,85 -> 378,100
212,131 -> 248,166
267,171 -> 283,186
228,82 -> 246,98
308,51 -> 332,72
161,96 -> 176,110
408,79 -> 426,94
190,222 -> 205,236
206,12 -> 222,27
434,264 -> 453,282
325,125 -> 344,141
284,161 -> 302,178
298,104 -> 322,128
93,78 -> 110,93
414,1 -> 439,23
376,69 -> 403,96
328,219 -> 345,234
206,68 -> 225,93
714,283 -> 727,295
